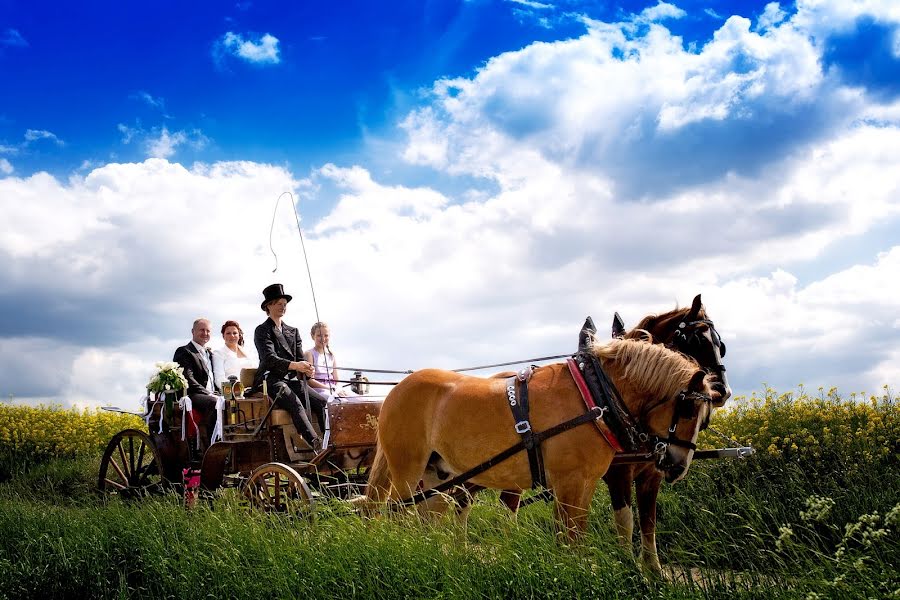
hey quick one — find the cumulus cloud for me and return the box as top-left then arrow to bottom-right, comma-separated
0,158 -> 12,175
638,2 -> 686,23
216,31 -> 281,66
3,0 -> 900,407
400,1 -> 899,201
0,159 -> 305,406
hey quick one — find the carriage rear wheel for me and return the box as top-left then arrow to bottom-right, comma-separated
243,462 -> 314,516
98,429 -> 167,498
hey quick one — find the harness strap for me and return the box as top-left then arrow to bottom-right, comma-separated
572,351 -> 640,452
400,406 -> 604,507
566,358 -> 624,453
505,369 -> 546,489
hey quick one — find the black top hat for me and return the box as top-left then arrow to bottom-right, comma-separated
261,283 -> 293,311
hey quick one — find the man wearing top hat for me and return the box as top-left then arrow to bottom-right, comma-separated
173,317 -> 220,445
252,283 -> 327,453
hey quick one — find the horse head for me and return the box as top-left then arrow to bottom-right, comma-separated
595,339 -> 715,484
646,369 -> 714,483
627,294 -> 731,407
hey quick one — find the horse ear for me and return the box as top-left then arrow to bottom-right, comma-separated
579,316 -> 596,350
687,294 -> 702,321
688,370 -> 707,392
611,312 -> 626,339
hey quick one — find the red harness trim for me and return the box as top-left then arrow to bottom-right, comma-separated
566,357 -> 625,453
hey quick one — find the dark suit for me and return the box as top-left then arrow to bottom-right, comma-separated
253,317 -> 327,446
173,342 -> 219,439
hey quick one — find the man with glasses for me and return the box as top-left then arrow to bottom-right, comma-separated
252,283 -> 327,453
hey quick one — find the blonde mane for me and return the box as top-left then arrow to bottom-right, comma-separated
590,337 -> 699,402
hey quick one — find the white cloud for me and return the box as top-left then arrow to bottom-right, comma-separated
118,123 -> 209,158
757,2 -> 787,30
24,129 -> 65,146
132,91 -> 166,110
117,123 -> 138,144
639,2 -> 686,22
146,126 -> 188,159
400,6 -> 836,200
507,0 -> 552,9
0,158 -> 12,175
218,31 -> 281,65
4,0 -> 900,407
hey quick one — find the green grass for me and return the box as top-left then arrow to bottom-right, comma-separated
0,390 -> 898,599
0,452 -> 895,599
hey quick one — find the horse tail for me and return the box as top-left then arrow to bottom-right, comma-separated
360,442 -> 392,513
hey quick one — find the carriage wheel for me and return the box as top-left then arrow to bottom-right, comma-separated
242,462 -> 314,516
97,429 -> 167,498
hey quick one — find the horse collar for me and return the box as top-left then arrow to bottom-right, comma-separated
567,351 -> 641,452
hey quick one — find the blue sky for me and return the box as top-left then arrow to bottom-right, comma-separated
2,0 -> 772,177
2,0 -> 900,408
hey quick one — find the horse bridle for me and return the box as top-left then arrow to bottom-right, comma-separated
641,389 -> 714,458
672,318 -> 727,383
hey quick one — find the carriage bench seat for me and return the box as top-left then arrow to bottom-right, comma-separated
238,367 -> 303,428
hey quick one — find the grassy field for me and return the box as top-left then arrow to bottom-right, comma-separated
0,387 -> 897,599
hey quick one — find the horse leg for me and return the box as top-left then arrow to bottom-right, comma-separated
635,470 -> 664,575
603,465 -> 635,554
552,480 -> 596,542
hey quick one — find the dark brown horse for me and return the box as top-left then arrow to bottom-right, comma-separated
364,338 -> 715,540
607,294 -> 729,572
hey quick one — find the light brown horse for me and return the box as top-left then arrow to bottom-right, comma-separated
495,294 -> 730,572
364,338 -> 713,538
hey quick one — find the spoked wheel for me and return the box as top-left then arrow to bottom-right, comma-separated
98,429 -> 167,498
242,462 -> 314,516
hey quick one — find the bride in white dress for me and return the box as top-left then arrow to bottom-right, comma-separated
212,320 -> 255,381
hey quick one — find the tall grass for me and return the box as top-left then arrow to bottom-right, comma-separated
0,388 -> 897,599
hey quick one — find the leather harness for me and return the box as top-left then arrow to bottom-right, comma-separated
402,345 -> 711,506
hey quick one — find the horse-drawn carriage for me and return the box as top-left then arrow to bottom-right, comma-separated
97,367 -> 382,513
97,295 -> 752,572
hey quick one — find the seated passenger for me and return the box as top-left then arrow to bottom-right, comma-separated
172,318 -> 219,444
213,320 -> 255,380
303,321 -> 354,397
251,283 -> 327,453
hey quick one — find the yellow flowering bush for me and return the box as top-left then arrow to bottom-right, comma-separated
0,404 -> 144,460
698,385 -> 899,473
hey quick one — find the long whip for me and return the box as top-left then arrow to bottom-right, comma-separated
269,192 -> 334,415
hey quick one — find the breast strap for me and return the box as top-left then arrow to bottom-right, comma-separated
505,367 -> 546,489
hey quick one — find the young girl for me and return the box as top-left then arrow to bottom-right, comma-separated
303,322 -> 349,397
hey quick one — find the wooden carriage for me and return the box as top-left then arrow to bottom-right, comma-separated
97,368 -> 382,512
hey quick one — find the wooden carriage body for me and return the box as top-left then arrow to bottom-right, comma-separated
98,367 -> 382,506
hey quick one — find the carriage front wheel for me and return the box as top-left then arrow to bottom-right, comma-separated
97,429 -> 167,498
243,462 -> 314,516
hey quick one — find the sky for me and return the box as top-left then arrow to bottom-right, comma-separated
1,0 -> 899,410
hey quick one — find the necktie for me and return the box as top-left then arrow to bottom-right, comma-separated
201,348 -> 214,392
